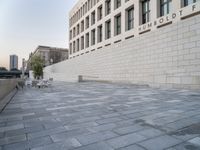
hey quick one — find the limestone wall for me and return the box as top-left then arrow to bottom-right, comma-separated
0,79 -> 18,111
44,14 -> 200,90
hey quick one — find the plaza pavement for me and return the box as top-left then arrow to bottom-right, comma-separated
0,82 -> 200,150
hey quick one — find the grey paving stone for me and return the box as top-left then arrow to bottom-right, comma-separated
31,138 -> 81,150
0,124 -> 24,132
138,135 -> 182,150
31,142 -> 64,150
113,124 -> 144,135
65,121 -> 98,130
27,126 -> 67,139
107,132 -> 146,149
87,123 -> 117,132
76,131 -> 118,145
167,142 -> 200,150
118,144 -> 146,150
0,133 -> 4,139
0,134 -> 26,146
96,117 -> 123,125
51,128 -> 88,142
188,137 -> 200,146
3,136 -> 52,150
136,128 -> 164,139
4,126 -> 44,138
74,141 -> 114,150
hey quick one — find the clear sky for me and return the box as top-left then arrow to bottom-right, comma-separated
0,0 -> 78,69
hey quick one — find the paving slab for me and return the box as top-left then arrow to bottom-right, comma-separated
138,135 -> 182,150
2,136 -> 52,150
0,82 -> 199,150
73,141 -> 114,150
107,132 -> 146,149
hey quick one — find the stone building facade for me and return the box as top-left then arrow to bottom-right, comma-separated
27,46 -> 68,70
44,1 -> 200,89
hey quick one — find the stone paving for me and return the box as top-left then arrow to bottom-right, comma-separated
0,82 -> 200,150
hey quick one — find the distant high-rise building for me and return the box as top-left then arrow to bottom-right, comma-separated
10,55 -> 18,70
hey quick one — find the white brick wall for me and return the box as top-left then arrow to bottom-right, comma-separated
44,14 -> 200,90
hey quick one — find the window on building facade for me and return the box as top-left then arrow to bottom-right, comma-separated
88,0 -> 91,10
160,0 -> 172,16
70,30 -> 72,40
86,33 -> 90,48
184,0 -> 199,6
98,5 -> 103,21
105,0 -> 111,16
98,25 -> 103,43
142,0 -> 150,24
73,41 -> 76,53
126,6 -> 134,31
81,20 -> 84,32
77,24 -> 80,35
70,43 -> 72,54
86,16 -> 90,29
91,29 -> 96,45
91,11 -> 96,25
105,20 -> 111,39
73,27 -> 76,37
81,36 -> 84,50
115,14 -> 121,35
77,39 -> 80,52
115,0 -> 121,9
82,6 -> 85,16
85,2 -> 88,13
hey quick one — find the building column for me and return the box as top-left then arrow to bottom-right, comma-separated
151,0 -> 159,19
173,0 -> 182,11
134,0 -> 140,36
134,0 -> 140,26
111,0 -> 115,38
121,6 -> 125,35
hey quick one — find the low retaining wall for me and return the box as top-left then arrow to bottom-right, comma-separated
0,79 -> 19,112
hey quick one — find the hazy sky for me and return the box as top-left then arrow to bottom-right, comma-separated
0,0 -> 78,69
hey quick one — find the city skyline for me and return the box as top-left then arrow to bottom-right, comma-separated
0,0 -> 78,69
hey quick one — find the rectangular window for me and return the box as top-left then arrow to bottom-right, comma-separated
77,24 -> 80,35
98,5 -> 103,21
73,41 -> 76,53
77,39 -> 80,52
142,0 -> 150,24
81,36 -> 84,50
91,29 -> 96,45
114,0 -> 121,9
86,33 -> 90,48
184,0 -> 198,6
98,25 -> 103,43
105,0 -> 111,16
86,16 -> 90,29
70,43 -> 72,54
91,11 -> 96,25
88,0 -> 91,10
70,30 -> 72,40
105,20 -> 111,39
73,27 -> 76,37
126,6 -> 134,31
160,0 -> 172,16
115,14 -> 121,35
81,20 -> 84,32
